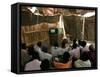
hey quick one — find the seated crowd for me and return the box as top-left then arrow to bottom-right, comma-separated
21,39 -> 96,71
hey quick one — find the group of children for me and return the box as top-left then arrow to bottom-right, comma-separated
21,39 -> 96,71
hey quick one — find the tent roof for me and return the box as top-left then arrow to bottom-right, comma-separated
21,6 -> 95,26
21,6 -> 95,16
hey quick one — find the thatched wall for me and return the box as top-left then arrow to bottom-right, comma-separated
63,16 -> 82,40
21,10 -> 95,42
21,11 -> 59,26
63,16 -> 95,41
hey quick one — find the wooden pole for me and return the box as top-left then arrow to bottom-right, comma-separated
82,17 -> 85,40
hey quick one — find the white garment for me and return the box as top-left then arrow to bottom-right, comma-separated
79,46 -> 83,49
51,47 -> 62,57
61,47 -> 69,55
25,59 -> 41,71
74,59 -> 91,68
34,45 -> 41,52
81,46 -> 89,52
38,51 -> 52,60
39,51 -> 52,61
69,47 -> 80,59
34,45 -> 52,61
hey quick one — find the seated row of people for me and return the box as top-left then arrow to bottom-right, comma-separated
71,39 -> 96,68
24,49 -> 92,71
21,39 -> 96,71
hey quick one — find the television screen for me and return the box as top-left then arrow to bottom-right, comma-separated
50,29 -> 56,33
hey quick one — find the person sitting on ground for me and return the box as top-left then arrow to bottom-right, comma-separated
39,46 -> 52,61
27,46 -> 34,59
34,41 -> 42,52
88,44 -> 96,68
78,40 -> 83,48
24,51 -> 41,71
74,52 -> 91,68
71,39 -> 77,48
53,52 -> 72,69
61,39 -> 70,54
72,39 -> 77,45
51,42 -> 62,57
81,41 -> 89,53
69,43 -> 80,60
21,43 -> 30,71
40,59 -> 50,70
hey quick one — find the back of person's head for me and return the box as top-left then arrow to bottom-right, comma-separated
78,40 -> 82,46
61,42 -> 66,48
27,46 -> 34,56
62,52 -> 70,63
72,43 -> 77,49
89,44 -> 95,51
37,41 -> 42,47
62,39 -> 68,44
21,43 -> 26,49
53,42 -> 58,47
42,46 -> 48,53
73,39 -> 77,44
32,51 -> 40,60
61,39 -> 68,48
40,59 -> 50,70
81,41 -> 87,47
80,52 -> 89,61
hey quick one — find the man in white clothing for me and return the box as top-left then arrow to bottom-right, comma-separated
34,43 -> 52,61
69,43 -> 80,59
81,41 -> 89,52
51,46 -> 62,57
25,59 -> 41,71
74,52 -> 91,68
24,51 -> 41,71
51,42 -> 63,57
